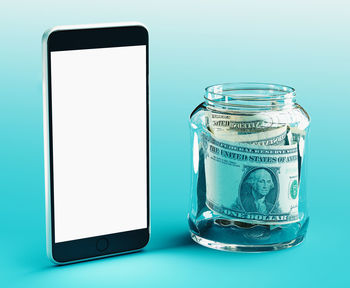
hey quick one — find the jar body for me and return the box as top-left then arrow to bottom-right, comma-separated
189,83 -> 310,252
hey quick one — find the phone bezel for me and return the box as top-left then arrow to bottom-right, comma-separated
42,23 -> 150,264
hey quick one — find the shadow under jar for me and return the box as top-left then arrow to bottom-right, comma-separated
189,83 -> 310,252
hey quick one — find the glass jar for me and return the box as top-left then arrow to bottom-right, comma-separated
189,83 -> 310,252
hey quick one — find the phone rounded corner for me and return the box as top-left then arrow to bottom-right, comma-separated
139,228 -> 151,250
46,245 -> 60,265
136,23 -> 149,33
138,24 -> 149,42
42,27 -> 58,46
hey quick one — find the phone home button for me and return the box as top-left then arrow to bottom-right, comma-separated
96,238 -> 109,252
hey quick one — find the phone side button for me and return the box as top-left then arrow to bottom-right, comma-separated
96,238 -> 109,252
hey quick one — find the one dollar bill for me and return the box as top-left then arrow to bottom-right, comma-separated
202,133 -> 299,225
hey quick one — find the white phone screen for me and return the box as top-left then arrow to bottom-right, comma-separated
50,45 -> 147,243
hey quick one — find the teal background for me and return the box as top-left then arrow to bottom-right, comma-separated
1,0 -> 349,287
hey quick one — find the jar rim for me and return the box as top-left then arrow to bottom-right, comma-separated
205,82 -> 296,103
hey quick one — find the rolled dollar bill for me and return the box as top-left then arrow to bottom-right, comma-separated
208,110 -> 309,132
207,112 -> 279,132
211,125 -> 288,146
202,133 -> 299,225
207,111 -> 289,146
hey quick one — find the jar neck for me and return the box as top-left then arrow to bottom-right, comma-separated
204,83 -> 296,111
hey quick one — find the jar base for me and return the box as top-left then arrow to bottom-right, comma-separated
191,232 -> 305,252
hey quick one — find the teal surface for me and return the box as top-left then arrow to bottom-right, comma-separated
1,0 -> 349,287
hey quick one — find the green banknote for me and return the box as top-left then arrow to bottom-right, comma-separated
202,133 -> 299,225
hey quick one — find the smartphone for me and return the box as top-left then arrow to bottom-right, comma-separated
42,23 -> 149,264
